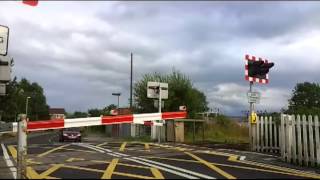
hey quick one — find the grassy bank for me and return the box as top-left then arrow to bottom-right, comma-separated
185,115 -> 249,144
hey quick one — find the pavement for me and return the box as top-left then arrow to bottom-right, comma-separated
1,131 -> 320,179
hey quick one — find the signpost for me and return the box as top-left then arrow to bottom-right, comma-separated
245,54 -> 274,150
147,81 -> 169,143
0,25 -> 9,56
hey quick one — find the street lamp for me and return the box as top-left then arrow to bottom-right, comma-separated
25,96 -> 31,118
112,93 -> 121,110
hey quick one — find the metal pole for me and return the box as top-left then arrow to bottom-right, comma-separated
25,98 -> 29,117
193,120 -> 195,143
17,114 -> 27,179
130,53 -> 133,109
158,82 -> 161,144
249,82 -> 254,151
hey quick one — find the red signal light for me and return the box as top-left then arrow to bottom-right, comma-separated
23,0 -> 38,6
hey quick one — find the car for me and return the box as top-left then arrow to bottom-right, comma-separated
59,128 -> 81,142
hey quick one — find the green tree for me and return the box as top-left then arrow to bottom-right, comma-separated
286,82 -> 320,115
133,70 -> 208,118
0,77 -> 50,122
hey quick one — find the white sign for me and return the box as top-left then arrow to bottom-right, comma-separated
0,25 -> 9,56
179,106 -> 187,111
147,81 -> 168,99
247,91 -> 261,103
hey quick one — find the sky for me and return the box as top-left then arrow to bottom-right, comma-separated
0,1 -> 319,115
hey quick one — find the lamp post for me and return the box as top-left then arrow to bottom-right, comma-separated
25,97 -> 31,118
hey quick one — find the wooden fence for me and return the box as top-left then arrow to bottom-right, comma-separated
251,114 -> 320,167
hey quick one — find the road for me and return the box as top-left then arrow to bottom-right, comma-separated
1,132 -> 320,179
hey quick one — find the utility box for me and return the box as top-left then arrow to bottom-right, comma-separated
175,122 -> 184,143
0,55 -> 11,82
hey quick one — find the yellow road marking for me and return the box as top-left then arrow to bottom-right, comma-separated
102,159 -> 119,179
145,143 -> 150,152
62,165 -> 104,173
227,156 -> 238,161
97,142 -> 109,147
119,142 -> 127,152
230,159 -> 320,179
27,158 -> 42,165
151,168 -> 164,179
91,160 -> 150,169
145,156 -> 320,178
62,148 -> 96,154
113,172 -> 156,179
7,145 -> 17,159
39,164 -> 64,179
44,176 -> 60,179
26,166 -> 41,179
185,152 -> 236,179
66,158 -> 85,162
37,144 -> 70,158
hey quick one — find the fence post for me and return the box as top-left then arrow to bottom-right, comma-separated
261,116 -> 264,152
269,116 -> 273,152
265,117 -> 269,152
297,115 -> 303,166
292,115 -> 297,164
286,115 -> 293,163
314,116 -> 320,167
280,114 -> 286,161
256,116 -> 260,152
17,114 -> 27,179
308,115 -> 315,167
273,120 -> 278,153
302,115 -> 309,166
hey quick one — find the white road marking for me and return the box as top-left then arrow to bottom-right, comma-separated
132,157 -> 216,179
125,157 -> 199,179
112,152 -> 130,157
107,153 -> 122,157
239,156 -> 246,161
1,143 -> 17,179
73,143 -> 105,153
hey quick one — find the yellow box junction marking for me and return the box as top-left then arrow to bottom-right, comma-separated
144,143 -> 150,151
37,144 -> 70,158
102,158 -> 119,179
119,142 -> 127,152
185,152 -> 236,179
39,164 -> 64,179
150,167 -> 164,179
7,145 -> 17,160
26,166 -> 41,179
113,172 -> 157,179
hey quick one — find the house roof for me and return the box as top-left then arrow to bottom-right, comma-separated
49,108 -> 66,115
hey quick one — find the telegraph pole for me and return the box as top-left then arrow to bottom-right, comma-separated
130,52 -> 133,109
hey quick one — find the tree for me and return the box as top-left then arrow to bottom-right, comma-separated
133,70 -> 208,118
286,82 -> 320,115
0,77 -> 50,122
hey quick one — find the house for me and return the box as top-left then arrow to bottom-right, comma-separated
49,108 -> 66,119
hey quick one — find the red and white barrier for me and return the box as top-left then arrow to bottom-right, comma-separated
9,111 -> 187,132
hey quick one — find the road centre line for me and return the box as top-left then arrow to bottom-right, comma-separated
102,158 -> 119,179
185,152 -> 236,179
107,153 -> 122,158
37,144 -> 70,158
73,143 -> 105,153
124,157 -> 199,179
131,157 -> 216,179
84,143 -> 113,152
1,144 -> 17,179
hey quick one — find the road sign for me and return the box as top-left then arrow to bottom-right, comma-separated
0,25 -> 9,56
247,91 -> 260,103
147,82 -> 168,99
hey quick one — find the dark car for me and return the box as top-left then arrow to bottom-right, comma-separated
59,128 -> 81,142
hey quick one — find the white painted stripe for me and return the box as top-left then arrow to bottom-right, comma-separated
125,158 -> 199,179
73,143 -> 105,153
132,157 -> 215,179
107,153 -> 121,157
112,152 -> 129,157
1,144 -> 17,179
64,117 -> 102,128
239,156 -> 246,161
89,144 -> 112,153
